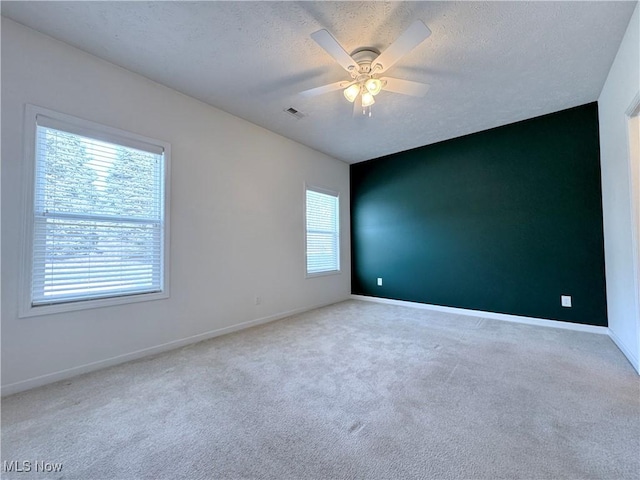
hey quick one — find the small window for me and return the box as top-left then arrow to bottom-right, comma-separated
20,106 -> 170,316
305,186 -> 340,276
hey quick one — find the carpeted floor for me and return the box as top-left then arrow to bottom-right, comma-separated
2,300 -> 639,479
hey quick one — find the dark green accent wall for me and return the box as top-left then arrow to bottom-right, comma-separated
350,103 -> 607,326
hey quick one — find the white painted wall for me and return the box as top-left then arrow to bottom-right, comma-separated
598,3 -> 640,373
1,19 -> 351,394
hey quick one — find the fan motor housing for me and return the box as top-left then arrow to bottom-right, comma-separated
350,48 -> 381,77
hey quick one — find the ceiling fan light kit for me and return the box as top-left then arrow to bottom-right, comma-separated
365,78 -> 383,96
343,83 -> 360,102
301,20 -> 432,118
361,91 -> 375,108
335,49 -> 385,116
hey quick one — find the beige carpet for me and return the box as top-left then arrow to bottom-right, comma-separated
2,300 -> 639,479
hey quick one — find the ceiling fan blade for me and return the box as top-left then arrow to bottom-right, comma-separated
372,20 -> 431,73
380,77 -> 430,97
299,81 -> 352,97
311,29 -> 359,72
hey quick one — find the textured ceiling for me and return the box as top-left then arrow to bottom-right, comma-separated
2,1 -> 637,163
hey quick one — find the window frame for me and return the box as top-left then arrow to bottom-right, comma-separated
304,183 -> 341,278
19,104 -> 171,318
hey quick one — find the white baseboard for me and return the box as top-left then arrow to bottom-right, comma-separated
5,295 -> 633,396
350,294 -> 609,334
607,328 -> 640,374
1,298 -> 347,397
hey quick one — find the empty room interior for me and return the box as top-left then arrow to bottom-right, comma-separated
1,1 -> 639,479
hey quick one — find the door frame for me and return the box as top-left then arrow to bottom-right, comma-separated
625,92 -> 640,356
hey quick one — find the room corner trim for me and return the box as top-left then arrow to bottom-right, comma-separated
608,327 -> 640,374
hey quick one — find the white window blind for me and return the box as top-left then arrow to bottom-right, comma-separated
31,116 -> 166,306
306,188 -> 340,275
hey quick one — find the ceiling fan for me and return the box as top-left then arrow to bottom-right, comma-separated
300,20 -> 432,117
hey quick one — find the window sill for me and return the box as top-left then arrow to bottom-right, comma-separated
19,290 -> 169,318
306,270 -> 341,279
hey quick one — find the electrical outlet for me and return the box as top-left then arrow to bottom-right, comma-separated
255,296 -> 262,305
377,278 -> 383,286
561,295 -> 572,308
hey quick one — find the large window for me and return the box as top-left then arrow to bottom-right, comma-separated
20,106 -> 170,316
305,186 -> 340,276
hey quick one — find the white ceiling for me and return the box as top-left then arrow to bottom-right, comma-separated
2,1 -> 636,163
